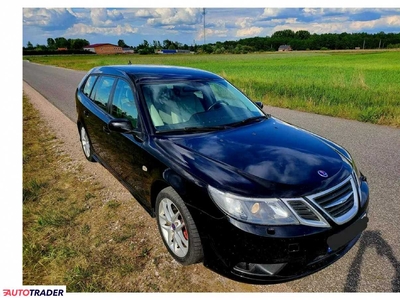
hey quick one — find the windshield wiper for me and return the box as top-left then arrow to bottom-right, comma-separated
156,125 -> 231,134
228,115 -> 268,127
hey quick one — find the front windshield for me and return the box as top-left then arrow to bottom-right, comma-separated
140,79 -> 264,132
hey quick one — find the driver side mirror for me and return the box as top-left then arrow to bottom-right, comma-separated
108,118 -> 134,133
107,119 -> 144,142
255,101 -> 264,109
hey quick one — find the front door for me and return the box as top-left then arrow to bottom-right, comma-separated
105,79 -> 154,207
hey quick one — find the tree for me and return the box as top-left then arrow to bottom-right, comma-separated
137,40 -> 153,54
27,41 -> 34,49
272,29 -> 295,39
55,37 -> 69,49
153,40 -> 161,50
163,39 -> 172,49
69,38 -> 90,50
118,39 -> 128,48
35,44 -> 47,51
295,30 -> 311,40
201,44 -> 213,54
175,41 -> 183,49
47,38 -> 56,50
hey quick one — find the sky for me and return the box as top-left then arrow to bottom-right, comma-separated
22,2 -> 400,48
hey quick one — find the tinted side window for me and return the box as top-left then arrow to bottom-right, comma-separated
111,79 -> 138,128
83,75 -> 97,97
91,76 -> 116,111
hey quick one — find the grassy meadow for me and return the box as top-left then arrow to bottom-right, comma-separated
25,50 -> 400,127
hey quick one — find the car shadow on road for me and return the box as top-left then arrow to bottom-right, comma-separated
344,230 -> 400,292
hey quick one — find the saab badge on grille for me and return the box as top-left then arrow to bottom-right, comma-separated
318,170 -> 328,178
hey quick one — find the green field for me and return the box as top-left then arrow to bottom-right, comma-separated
25,50 -> 400,127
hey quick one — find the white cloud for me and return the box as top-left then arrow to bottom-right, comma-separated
285,18 -> 299,24
23,8 -> 76,29
270,13 -> 400,35
322,8 -> 365,15
66,23 -> 137,36
135,9 -> 153,18
322,16 -> 349,23
302,8 -> 325,16
261,8 -> 283,18
273,21 -> 348,35
235,17 -> 253,29
147,8 -> 203,26
350,15 -> 400,31
90,8 -> 123,26
236,27 -> 263,37
197,28 -> 228,41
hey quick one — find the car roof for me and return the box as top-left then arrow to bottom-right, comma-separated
89,65 -> 223,82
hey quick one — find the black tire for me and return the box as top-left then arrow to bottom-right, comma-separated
79,125 -> 95,162
156,186 -> 203,265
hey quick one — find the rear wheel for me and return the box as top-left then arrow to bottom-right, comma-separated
79,125 -> 95,162
156,187 -> 203,265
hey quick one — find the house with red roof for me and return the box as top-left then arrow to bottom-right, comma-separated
83,43 -> 123,54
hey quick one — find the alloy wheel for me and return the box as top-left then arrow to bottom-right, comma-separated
158,198 -> 189,258
80,126 -> 91,159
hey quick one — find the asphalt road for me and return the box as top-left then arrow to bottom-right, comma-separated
22,60 -> 400,292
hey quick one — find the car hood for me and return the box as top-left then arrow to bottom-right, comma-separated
156,117 -> 353,198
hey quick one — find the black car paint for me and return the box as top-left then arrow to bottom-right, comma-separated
76,65 -> 369,284
156,118 -> 353,198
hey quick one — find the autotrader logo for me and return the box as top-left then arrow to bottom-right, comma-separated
2,286 -> 66,297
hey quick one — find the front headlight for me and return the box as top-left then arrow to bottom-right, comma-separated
208,186 -> 299,225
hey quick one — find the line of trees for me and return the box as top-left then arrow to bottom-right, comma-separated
25,37 -> 90,51
23,30 -> 400,55
23,37 -> 93,55
202,30 -> 400,54
134,39 -> 197,54
23,37 -> 196,55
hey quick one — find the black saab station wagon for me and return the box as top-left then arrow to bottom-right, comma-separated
75,65 -> 369,284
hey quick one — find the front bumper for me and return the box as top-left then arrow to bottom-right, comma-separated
191,180 -> 369,284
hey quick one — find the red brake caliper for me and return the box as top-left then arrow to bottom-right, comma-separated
183,227 -> 189,240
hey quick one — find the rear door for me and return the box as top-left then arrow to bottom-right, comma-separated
83,75 -> 116,161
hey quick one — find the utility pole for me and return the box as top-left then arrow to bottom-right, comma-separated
203,8 -> 206,45
379,39 -> 381,49
363,39 -> 365,50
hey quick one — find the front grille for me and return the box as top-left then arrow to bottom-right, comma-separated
307,175 -> 359,225
287,200 -> 319,221
314,180 -> 353,217
284,199 -> 330,227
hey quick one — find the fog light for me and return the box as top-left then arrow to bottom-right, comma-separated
234,262 -> 286,276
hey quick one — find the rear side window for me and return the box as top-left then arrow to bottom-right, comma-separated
83,75 -> 97,97
91,76 -> 116,111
